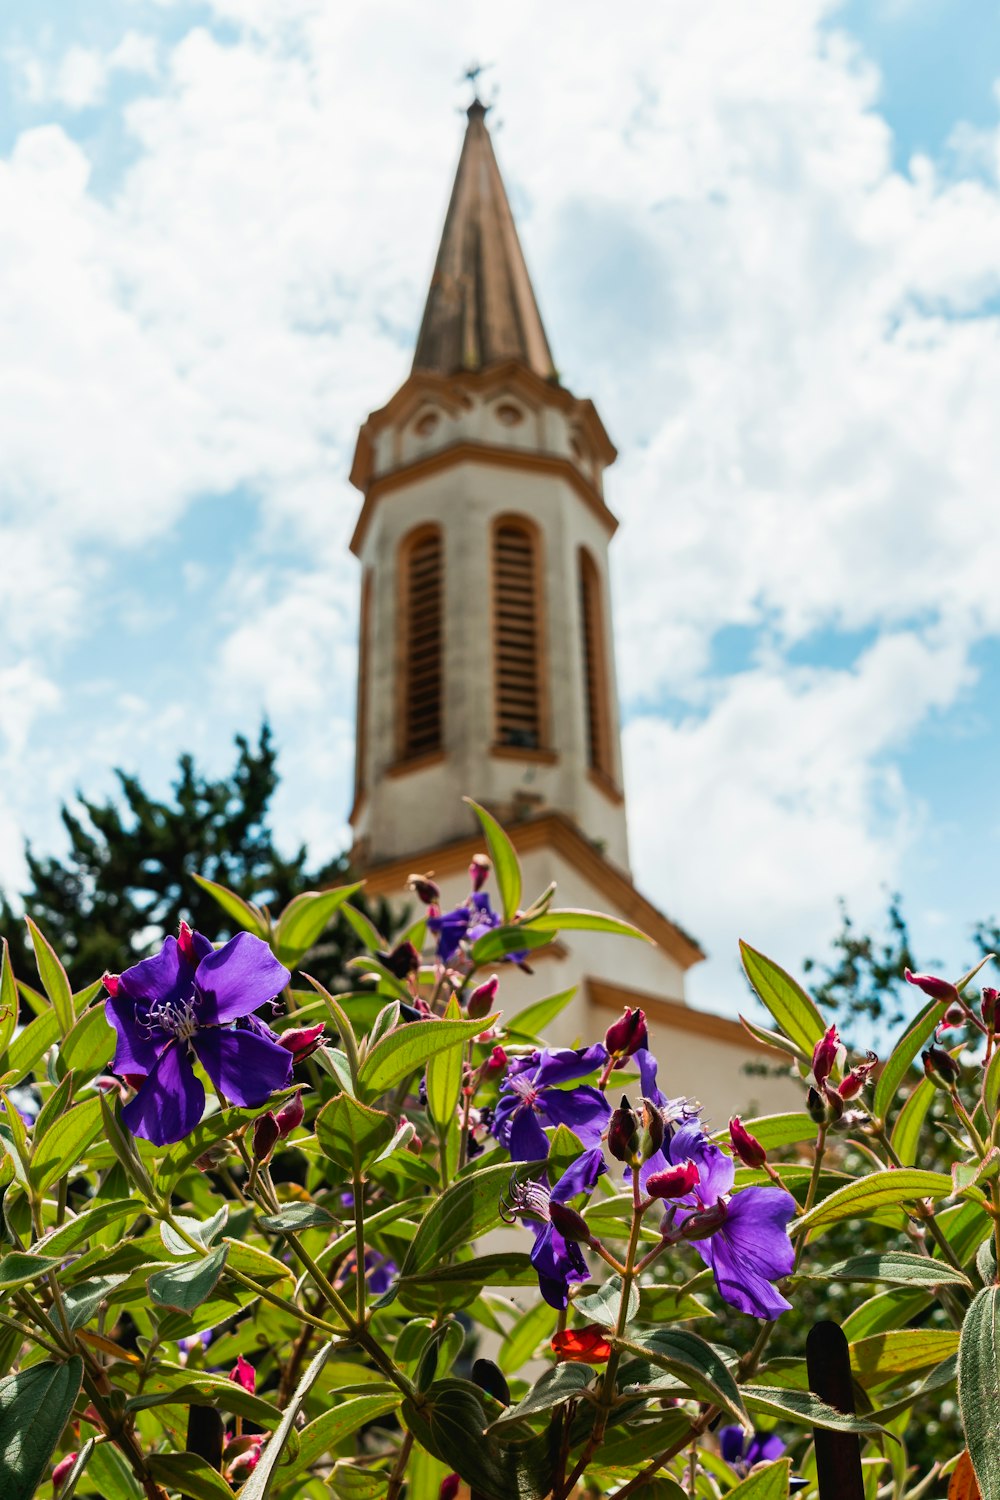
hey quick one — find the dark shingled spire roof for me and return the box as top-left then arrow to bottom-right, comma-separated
412,99 -> 556,380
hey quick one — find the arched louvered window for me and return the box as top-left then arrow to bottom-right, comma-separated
399,526 -> 444,761
352,570 -> 372,805
579,548 -> 612,778
493,518 -> 543,750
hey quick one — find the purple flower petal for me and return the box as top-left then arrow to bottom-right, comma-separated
634,1046 -> 666,1107
121,1041 -> 205,1146
541,1084 -> 611,1147
747,1432 -> 786,1465
719,1427 -> 746,1466
690,1186 -> 796,1319
508,1106 -> 550,1162
194,933 -> 290,1025
532,1045 -> 608,1089
118,936 -> 195,1008
193,1025 -> 293,1108
668,1122 -> 735,1201
428,907 -> 471,963
551,1146 -> 607,1202
105,993 -> 163,1075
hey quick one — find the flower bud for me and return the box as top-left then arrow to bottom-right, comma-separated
472,1357 -> 511,1406
469,854 -> 491,892
376,941 -> 421,979
439,1477 -> 460,1500
177,920 -> 197,961
806,1086 -> 830,1126
604,1006 -> 648,1062
811,1024 -> 841,1090
678,1200 -> 728,1239
647,1159 -> 700,1199
940,1004 -> 967,1029
837,1051 -> 878,1100
729,1116 -> 767,1170
467,975 -> 499,1020
278,1022 -> 325,1058
983,987 -> 998,1027
607,1098 -> 640,1163
275,1091 -> 304,1138
483,1045 -> 508,1076
407,873 -> 441,905
905,968 -> 959,1006
640,1098 -> 665,1161
252,1112 -> 279,1163
52,1454 -> 77,1493
103,971 -> 120,997
922,1045 -> 961,1086
230,1354 -> 256,1394
551,1326 -> 612,1363
549,1201 -> 592,1243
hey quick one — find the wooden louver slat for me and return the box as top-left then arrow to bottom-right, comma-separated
401,529 -> 443,759
493,522 -> 541,750
579,549 -> 611,776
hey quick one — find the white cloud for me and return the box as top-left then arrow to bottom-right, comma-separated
8,32 -> 159,110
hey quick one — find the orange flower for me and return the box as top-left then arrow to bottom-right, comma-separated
551,1325 -> 612,1363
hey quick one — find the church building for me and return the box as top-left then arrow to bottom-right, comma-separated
346,99 -> 790,1122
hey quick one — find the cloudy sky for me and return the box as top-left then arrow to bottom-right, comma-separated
1,0 -> 998,1014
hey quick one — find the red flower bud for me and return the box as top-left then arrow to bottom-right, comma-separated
837,1051 -> 878,1100
275,1091 -> 304,1138
604,1007 -> 648,1061
646,1159 -> 700,1199
376,941 -> 421,979
467,974 -> 499,1020
252,1112 -> 279,1163
52,1454 -> 77,1492
439,1476 -> 460,1500
103,971 -> 120,997
484,1045 -> 508,1076
469,854 -> 491,892
811,1024 -> 841,1090
984,987 -> 998,1027
678,1200 -> 729,1239
640,1098 -> 665,1161
230,1354 -> 256,1394
729,1116 -> 767,1169
607,1099 -> 640,1163
177,921 -> 197,962
407,873 -> 441,906
922,1045 -> 961,1085
278,1022 -> 325,1058
940,1004 -> 967,1029
551,1326 -> 612,1363
123,1073 -> 147,1091
548,1201 -> 591,1243
905,969 -> 959,1006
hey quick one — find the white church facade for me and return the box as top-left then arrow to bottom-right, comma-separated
346,99 -> 796,1123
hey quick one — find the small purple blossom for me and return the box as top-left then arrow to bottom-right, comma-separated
719,1426 -> 786,1474
105,928 -> 293,1146
492,1045 -> 611,1160
502,1147 -> 606,1308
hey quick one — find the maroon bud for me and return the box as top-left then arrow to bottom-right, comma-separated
905,969 -> 960,1006
607,1098 -> 640,1163
252,1112 -> 279,1163
729,1116 -> 767,1170
467,974 -> 499,1020
177,920 -> 197,962
52,1454 -> 77,1492
123,1073 -> 147,1091
837,1051 -> 878,1100
407,873 -> 441,905
469,854 -> 491,892
278,1022 -> 325,1058
549,1201 -> 591,1243
806,1086 -> 830,1125
604,1007 -> 648,1062
811,1024 -> 841,1090
484,1045 -> 508,1076
230,1354 -> 256,1394
275,1091 -> 304,1138
439,1477 -> 460,1500
103,971 -> 120,997
678,1200 -> 728,1238
983,988 -> 998,1027
376,941 -> 421,979
922,1045 -> 961,1085
640,1097 -> 665,1160
647,1159 -> 700,1199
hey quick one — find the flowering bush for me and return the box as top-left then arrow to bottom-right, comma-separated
0,800 -> 998,1499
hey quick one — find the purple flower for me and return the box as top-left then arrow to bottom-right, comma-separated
720,1426 -> 786,1473
366,1253 -> 398,1296
427,905 -> 473,963
492,1045 -> 611,1160
503,1147 -> 606,1308
105,928 -> 293,1146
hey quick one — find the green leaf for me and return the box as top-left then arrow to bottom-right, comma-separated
63,1274 -> 130,1331
60,1005 -> 116,1078
736,1015 -> 811,1064
396,1253 -> 536,1295
0,1251 -> 64,1288
710,1113 -> 817,1152
873,997 -> 940,1123
984,1048 -> 1000,1121
147,1453 -> 234,1500
29,1070 -> 74,1143
591,1412 -> 690,1470
810,1252 -> 971,1289
7,1008 -> 61,1078
148,1244 -> 229,1314
340,902 -> 386,953
425,999 -> 465,1129
851,1327 -> 960,1388
469,926 -> 552,964
402,1378 -> 551,1500
502,988 -> 577,1039
0,941 -> 18,1059
726,1461 -> 792,1498
575,1274 -> 640,1329
36,1198 -> 143,1258
258,1202 -> 338,1234
24,918 -> 74,1035
497,1299 -> 558,1375
316,1093 -> 395,1173
156,1099 -> 294,1189
463,798 -> 521,922
83,1441 -> 143,1500
889,1076 -> 935,1166
29,1095 -> 103,1192
50,1439 -> 98,1500
489,1364 -> 593,1428
739,941 -> 826,1055
401,1162 -> 534,1275
613,1329 -> 749,1428
274,882 -> 363,968
741,1384 -> 883,1433
238,1341 -> 334,1500
359,1015 -> 496,1098
285,1392 -> 401,1482
522,908 -> 652,941
191,874 -> 267,937
959,1284 -> 1000,1494
796,1169 -> 953,1231
0,1356 -> 83,1500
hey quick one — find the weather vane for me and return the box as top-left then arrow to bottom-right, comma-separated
459,60 -> 496,113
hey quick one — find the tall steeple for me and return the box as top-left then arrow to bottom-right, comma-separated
412,99 -> 556,380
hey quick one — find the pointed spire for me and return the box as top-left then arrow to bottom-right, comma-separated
412,100 -> 556,380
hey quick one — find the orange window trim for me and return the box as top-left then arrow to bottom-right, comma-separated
398,525 -> 444,762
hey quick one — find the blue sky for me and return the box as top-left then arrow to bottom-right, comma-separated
0,0 -> 998,1016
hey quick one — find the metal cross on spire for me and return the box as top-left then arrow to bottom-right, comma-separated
459,60 -> 494,114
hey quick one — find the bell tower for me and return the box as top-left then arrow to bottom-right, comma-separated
349,98 -> 628,871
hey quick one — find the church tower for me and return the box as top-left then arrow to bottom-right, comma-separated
347,100 -> 795,1121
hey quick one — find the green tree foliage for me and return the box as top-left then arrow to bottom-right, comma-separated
0,724 -> 385,991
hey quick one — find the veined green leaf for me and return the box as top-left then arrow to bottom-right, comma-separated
7,1008 -> 60,1078
25,918 -> 73,1035
359,1014 -> 496,1097
402,1162 -> 536,1276
851,1327 -> 959,1388
464,798 -> 521,922
873,997 -> 940,1123
148,1244 -> 229,1314
425,996 -> 465,1129
0,1251 -> 65,1288
274,882 -> 363,968
340,901 -> 386,953
503,987 -> 577,1039
496,1301 -> 558,1376
959,1287 -> 1000,1500
60,1005 -> 115,1078
316,1092 -> 395,1173
257,1202 -> 338,1234
36,1197 -> 143,1258
710,1113 -> 817,1151
742,1383 -> 883,1433
523,908 -> 652,941
85,1442 -> 143,1500
31,1070 -> 74,1142
237,1341 -> 333,1500
469,926 -> 551,964
575,1273 -> 639,1330
890,1076 -> 935,1166
726,1460 -> 792,1498
29,1094 -> 103,1192
147,1454 -> 234,1500
190,874 -> 267,938
984,1047 -> 1000,1121
489,1364 -> 592,1429
395,1253 -> 536,1295
810,1251 -> 971,1290
0,1356 -> 83,1500
63,1274 -> 130,1331
796,1169 -> 953,1231
0,940 -> 17,1059
739,942 -> 826,1055
613,1328 -> 749,1428
283,1392 -> 402,1484
736,1014 -> 811,1064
